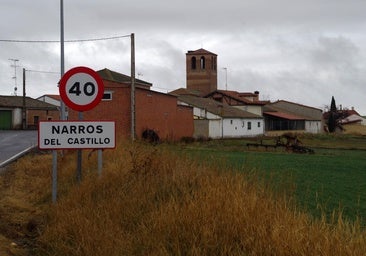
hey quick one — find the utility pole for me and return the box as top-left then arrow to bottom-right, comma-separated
9,59 -> 19,95
22,68 -> 26,129
130,33 -> 136,140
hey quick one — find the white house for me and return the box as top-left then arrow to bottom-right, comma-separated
36,94 -> 61,106
178,95 -> 264,139
37,94 -> 68,119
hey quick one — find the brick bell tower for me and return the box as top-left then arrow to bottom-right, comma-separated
186,48 -> 217,96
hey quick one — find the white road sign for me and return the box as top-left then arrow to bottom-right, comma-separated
38,121 -> 115,149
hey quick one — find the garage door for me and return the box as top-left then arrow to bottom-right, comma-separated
0,110 -> 12,129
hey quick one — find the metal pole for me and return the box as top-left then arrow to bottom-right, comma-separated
52,150 -> 57,203
22,68 -> 26,129
52,0 -> 65,203
223,67 -> 227,91
97,150 -> 102,176
60,0 -> 66,120
130,33 -> 136,140
77,112 -> 83,183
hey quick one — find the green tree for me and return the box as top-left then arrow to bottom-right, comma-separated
328,96 -> 337,133
330,96 -> 337,112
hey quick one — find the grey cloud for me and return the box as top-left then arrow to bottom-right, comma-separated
1,0 -> 366,114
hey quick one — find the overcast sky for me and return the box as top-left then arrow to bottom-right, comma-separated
1,0 -> 366,114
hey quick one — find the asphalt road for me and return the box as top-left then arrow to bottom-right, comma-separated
0,130 -> 38,168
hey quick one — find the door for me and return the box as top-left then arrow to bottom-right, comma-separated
0,110 -> 12,129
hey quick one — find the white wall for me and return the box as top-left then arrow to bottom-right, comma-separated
208,119 -> 222,138
234,105 -> 262,116
12,108 -> 22,128
37,96 -> 60,106
222,118 -> 264,138
305,121 -> 322,134
193,107 -> 221,119
362,117 -> 366,125
192,105 -> 264,138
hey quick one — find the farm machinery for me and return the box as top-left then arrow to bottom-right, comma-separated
247,133 -> 314,154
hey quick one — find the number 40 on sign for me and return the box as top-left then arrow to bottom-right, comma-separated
59,66 -> 104,112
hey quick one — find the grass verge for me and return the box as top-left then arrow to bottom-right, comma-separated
1,141 -> 366,255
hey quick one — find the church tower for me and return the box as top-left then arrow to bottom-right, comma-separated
186,48 -> 217,96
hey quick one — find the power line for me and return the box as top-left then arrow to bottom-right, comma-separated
0,34 -> 131,44
26,69 -> 59,74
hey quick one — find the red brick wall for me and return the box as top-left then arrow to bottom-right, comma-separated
68,79 -> 194,141
68,80 -> 131,138
135,90 -> 194,141
27,109 -> 60,129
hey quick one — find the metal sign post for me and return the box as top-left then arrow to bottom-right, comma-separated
42,66 -> 107,203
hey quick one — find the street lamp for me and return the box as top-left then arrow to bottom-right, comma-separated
222,67 -> 227,91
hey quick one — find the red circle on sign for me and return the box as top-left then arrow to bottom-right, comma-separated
59,66 -> 104,112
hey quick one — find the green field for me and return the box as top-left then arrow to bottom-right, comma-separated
181,135 -> 366,225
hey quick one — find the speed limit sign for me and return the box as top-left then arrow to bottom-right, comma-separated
59,66 -> 104,111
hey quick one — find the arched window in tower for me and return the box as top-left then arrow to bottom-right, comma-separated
200,56 -> 205,69
211,56 -> 217,70
191,57 -> 196,70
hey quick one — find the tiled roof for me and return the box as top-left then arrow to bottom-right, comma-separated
265,101 -> 322,120
169,88 -> 203,97
97,68 -> 152,87
186,48 -> 217,56
205,90 -> 268,105
263,111 -> 305,120
178,95 -> 262,119
271,100 -> 322,111
0,95 -> 58,110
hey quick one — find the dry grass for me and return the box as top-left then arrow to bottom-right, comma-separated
1,142 -> 366,255
35,142 -> 366,256
0,150 -> 54,255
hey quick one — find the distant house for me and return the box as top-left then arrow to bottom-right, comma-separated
340,114 -> 363,125
205,90 -> 269,116
174,48 -> 326,138
0,95 -> 59,130
323,108 -> 366,134
37,94 -> 68,119
178,95 -> 264,138
263,100 -> 323,135
67,68 -> 194,141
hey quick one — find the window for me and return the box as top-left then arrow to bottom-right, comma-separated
200,56 -> 205,69
230,120 -> 233,125
33,116 -> 39,125
102,91 -> 113,101
191,57 -> 196,70
257,122 -> 261,128
248,122 -> 252,130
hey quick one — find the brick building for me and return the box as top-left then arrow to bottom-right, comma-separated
186,48 -> 218,96
67,68 -> 193,141
0,95 -> 59,129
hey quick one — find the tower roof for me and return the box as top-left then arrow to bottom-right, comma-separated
186,48 -> 217,56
